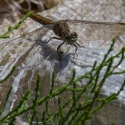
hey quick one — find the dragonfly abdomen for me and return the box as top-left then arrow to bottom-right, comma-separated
19,8 -> 54,26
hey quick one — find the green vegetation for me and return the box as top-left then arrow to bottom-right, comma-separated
0,11 -> 32,38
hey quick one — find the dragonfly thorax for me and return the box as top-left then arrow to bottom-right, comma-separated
64,32 -> 78,45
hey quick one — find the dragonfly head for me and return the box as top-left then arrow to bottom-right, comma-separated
64,32 -> 78,44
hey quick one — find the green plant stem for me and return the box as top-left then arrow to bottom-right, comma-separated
0,11 -> 33,38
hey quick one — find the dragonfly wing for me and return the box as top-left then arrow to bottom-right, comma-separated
66,20 -> 125,48
22,23 -> 55,41
0,24 -> 53,77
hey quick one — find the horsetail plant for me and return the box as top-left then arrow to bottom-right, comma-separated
0,40 -> 124,124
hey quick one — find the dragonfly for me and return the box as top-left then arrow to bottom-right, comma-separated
19,8 -> 83,61
19,9 -> 125,59
1,8 -> 125,65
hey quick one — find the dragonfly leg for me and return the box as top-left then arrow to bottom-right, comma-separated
57,42 -> 65,61
43,37 -> 62,43
73,44 -> 78,57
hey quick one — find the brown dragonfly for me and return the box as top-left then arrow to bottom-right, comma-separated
1,8 -> 125,62
19,8 -> 82,60
19,8 -> 125,60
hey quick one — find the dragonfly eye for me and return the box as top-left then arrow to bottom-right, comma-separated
70,32 -> 78,38
69,32 -> 78,42
64,32 -> 78,44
